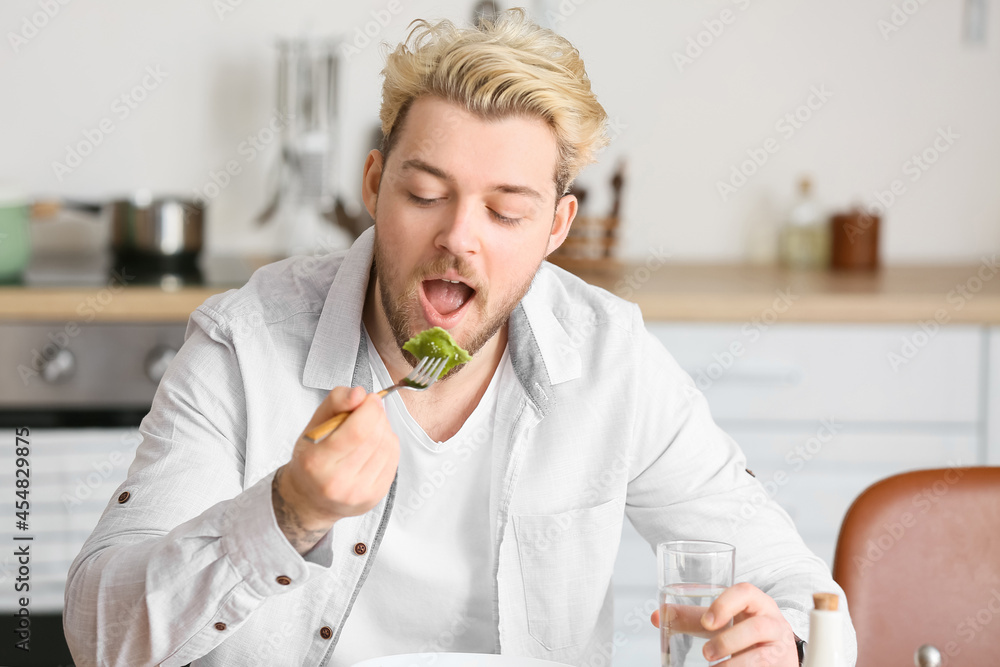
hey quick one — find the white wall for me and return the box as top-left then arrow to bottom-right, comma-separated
2,0 -> 998,261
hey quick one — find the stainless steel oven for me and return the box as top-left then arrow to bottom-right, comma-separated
0,320 -> 186,666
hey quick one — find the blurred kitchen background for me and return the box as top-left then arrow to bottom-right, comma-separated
1,0 -> 999,665
0,0 -> 997,259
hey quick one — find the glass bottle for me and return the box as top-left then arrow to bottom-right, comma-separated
779,177 -> 829,269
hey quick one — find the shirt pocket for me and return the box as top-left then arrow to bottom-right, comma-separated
512,496 -> 624,651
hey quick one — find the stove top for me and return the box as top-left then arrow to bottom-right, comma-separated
21,252 -> 272,290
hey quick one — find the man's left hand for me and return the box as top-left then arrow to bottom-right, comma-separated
650,582 -> 799,666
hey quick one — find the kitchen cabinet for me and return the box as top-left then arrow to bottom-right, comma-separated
988,327 -> 1000,465
646,323 -> 982,425
611,322 -> 988,665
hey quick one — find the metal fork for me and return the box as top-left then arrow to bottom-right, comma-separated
303,356 -> 447,443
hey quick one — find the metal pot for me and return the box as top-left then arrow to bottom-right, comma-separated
33,193 -> 205,259
108,194 -> 204,259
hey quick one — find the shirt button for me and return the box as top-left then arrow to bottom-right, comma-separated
117,491 -> 131,503
354,542 -> 367,556
320,626 -> 333,640
214,622 -> 227,631
276,575 -> 291,586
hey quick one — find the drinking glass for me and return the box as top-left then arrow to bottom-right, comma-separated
657,540 -> 735,666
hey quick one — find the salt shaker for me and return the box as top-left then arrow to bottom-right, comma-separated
802,593 -> 846,667
914,644 -> 942,667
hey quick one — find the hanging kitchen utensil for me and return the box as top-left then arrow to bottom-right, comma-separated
256,37 -> 354,256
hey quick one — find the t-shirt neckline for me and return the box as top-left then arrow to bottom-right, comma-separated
363,325 -> 508,451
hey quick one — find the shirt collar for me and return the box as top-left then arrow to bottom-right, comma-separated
302,227 -> 376,392
301,227 -> 582,415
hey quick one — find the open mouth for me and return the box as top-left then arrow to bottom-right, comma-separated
419,278 -> 476,328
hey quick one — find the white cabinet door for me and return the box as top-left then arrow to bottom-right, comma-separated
725,426 -> 979,568
646,323 -> 983,425
988,327 -> 1000,465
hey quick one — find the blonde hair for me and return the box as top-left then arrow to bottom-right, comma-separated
379,8 -> 608,196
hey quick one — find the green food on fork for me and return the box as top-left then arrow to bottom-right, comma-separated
302,328 -> 469,443
402,326 -> 471,379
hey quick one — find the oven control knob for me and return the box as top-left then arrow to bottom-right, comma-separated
41,348 -> 75,384
145,346 -> 177,383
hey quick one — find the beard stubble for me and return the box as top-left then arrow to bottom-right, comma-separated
371,228 -> 540,381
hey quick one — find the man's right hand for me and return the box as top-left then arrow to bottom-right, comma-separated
271,386 -> 400,554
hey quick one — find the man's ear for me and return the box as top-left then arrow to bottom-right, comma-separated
362,149 -> 384,220
545,193 -> 578,257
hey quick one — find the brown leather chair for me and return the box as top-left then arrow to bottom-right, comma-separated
832,467 -> 1000,667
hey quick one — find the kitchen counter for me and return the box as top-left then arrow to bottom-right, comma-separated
548,260 -> 1000,324
0,286 -> 228,322
2,261 -> 999,324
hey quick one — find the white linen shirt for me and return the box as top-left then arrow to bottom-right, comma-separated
64,227 -> 857,666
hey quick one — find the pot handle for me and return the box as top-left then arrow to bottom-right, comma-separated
30,199 -> 104,220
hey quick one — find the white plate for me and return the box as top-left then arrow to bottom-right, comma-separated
350,654 -> 572,667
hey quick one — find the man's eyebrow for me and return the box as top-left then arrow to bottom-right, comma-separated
400,159 -> 450,181
399,158 -> 544,201
492,183 -> 544,201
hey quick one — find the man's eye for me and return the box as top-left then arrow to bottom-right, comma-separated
408,194 -> 439,205
489,209 -> 521,225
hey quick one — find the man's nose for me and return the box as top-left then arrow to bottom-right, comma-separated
434,199 -> 481,256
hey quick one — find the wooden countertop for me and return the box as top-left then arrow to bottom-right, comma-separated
2,262 -> 999,324
548,260 -> 1000,324
0,286 -> 229,322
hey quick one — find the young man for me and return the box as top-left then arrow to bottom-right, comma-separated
65,10 -> 856,667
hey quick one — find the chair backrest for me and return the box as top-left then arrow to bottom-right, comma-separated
832,467 -> 1000,667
